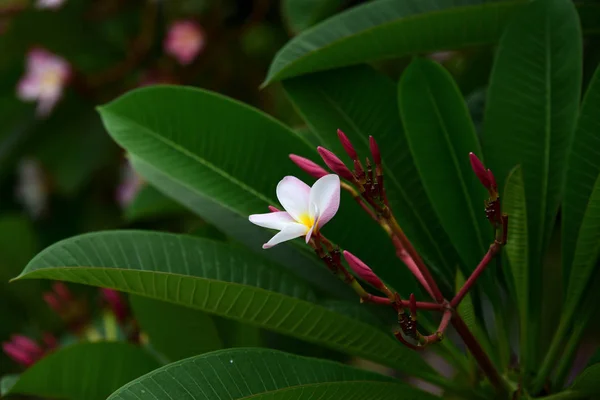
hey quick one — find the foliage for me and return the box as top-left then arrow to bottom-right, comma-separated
1,0 -> 600,399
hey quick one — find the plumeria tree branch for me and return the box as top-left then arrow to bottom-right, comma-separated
250,131 -> 510,395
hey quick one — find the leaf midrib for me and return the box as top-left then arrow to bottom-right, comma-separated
267,1 -> 523,83
420,66 -> 486,254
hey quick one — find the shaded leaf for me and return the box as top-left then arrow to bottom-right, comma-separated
3,342 -> 159,400
562,66 -> 600,281
398,58 -> 488,273
570,363 -> 600,397
108,348 -> 439,400
482,0 -> 582,374
130,296 -> 223,362
15,231 -> 433,377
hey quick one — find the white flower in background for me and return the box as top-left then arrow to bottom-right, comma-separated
17,48 -> 70,117
116,160 -> 143,209
15,158 -> 48,219
35,0 -> 66,10
164,20 -> 205,65
249,175 -> 340,249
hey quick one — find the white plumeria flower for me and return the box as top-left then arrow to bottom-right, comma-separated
249,174 -> 340,249
17,48 -> 70,117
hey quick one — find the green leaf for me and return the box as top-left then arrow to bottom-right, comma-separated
282,0 -> 346,34
283,64 -> 459,292
266,0 -> 523,84
3,342 -> 159,400
482,0 -> 582,375
398,58 -> 488,273
130,296 -> 223,362
15,231 -> 433,377
266,0 -> 599,84
563,174 -> 600,334
570,363 -> 600,397
502,167 -> 529,357
562,66 -> 600,281
108,348 -> 439,400
124,185 -> 187,222
0,375 -> 19,396
98,85 -> 348,297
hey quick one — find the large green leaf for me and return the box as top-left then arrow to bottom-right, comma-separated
562,66 -> 600,281
265,0 -> 523,84
2,342 -> 159,400
108,348 -> 439,400
130,296 -> 223,362
568,363 -> 600,398
502,167 -> 529,361
282,0 -> 346,34
482,0 -> 582,376
282,64 -> 459,292
98,85 -> 394,298
15,231 -> 434,378
265,0 -> 599,84
398,58 -> 489,272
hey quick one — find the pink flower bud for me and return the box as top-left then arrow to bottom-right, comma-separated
369,136 -> 381,165
469,152 -> 491,189
101,288 -> 128,323
52,282 -> 72,302
268,205 -> 280,212
11,335 -> 42,356
488,169 -> 497,191
337,129 -> 357,160
43,292 -> 62,313
343,250 -> 384,289
164,20 -> 205,66
289,154 -> 328,179
317,147 -> 354,181
2,342 -> 34,366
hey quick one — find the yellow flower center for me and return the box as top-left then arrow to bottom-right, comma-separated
297,213 -> 315,230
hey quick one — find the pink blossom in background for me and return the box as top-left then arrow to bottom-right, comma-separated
15,158 -> 48,219
17,48 -> 70,116
164,20 -> 205,65
35,0 -> 66,9
116,160 -> 143,209
2,334 -> 57,367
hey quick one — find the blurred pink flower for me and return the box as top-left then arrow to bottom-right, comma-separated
164,20 -> 205,65
35,0 -> 66,9
15,158 -> 48,219
116,160 -> 143,208
2,334 -> 57,367
17,48 -> 70,116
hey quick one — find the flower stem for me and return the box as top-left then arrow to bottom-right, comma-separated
451,242 -> 501,308
452,314 -> 508,396
385,215 -> 444,303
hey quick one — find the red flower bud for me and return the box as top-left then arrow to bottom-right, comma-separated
11,335 -> 42,356
43,292 -> 62,313
289,154 -> 328,179
317,147 -> 354,181
469,152 -> 491,189
488,169 -> 497,191
52,282 -> 72,302
337,129 -> 357,160
343,250 -> 384,289
369,136 -> 381,165
268,205 -> 280,213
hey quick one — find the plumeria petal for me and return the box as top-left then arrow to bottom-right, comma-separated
276,176 -> 310,222
249,211 -> 295,230
17,77 -> 40,100
308,174 -> 340,229
262,223 -> 307,249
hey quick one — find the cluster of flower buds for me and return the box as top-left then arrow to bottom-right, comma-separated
43,282 -> 89,332
2,333 -> 57,367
